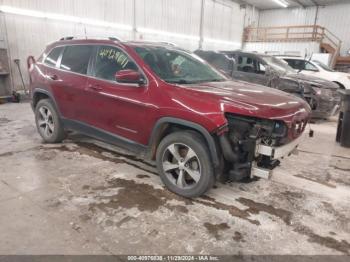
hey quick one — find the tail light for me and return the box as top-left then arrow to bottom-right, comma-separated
27,56 -> 36,71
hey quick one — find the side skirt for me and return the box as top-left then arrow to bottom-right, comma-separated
62,118 -> 147,155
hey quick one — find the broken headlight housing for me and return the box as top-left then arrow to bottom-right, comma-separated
225,114 -> 288,148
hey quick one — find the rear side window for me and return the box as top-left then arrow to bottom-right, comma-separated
44,47 -> 64,67
60,45 -> 93,75
93,46 -> 138,81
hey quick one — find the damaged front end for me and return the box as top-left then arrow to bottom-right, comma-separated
304,85 -> 341,119
277,76 -> 341,119
218,113 -> 307,181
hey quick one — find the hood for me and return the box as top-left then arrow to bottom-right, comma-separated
283,72 -> 338,89
181,80 -> 311,127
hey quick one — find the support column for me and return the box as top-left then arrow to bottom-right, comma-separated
132,0 -> 137,40
198,0 -> 205,49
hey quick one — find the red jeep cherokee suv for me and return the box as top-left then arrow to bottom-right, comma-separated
28,37 -> 311,197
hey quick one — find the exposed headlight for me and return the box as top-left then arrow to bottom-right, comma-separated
273,121 -> 287,137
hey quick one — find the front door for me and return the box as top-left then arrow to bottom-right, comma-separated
84,45 -> 150,144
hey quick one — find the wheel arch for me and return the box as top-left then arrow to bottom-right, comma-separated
333,81 -> 345,89
32,88 -> 61,116
148,117 -> 220,168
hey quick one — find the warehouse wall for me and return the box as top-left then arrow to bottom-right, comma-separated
0,0 -> 256,91
258,2 -> 350,56
244,42 -> 320,57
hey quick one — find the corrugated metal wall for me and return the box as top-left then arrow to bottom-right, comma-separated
258,2 -> 350,56
259,7 -> 316,27
0,0 -> 254,90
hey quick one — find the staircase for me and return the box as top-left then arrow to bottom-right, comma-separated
320,43 -> 335,54
244,25 -> 350,70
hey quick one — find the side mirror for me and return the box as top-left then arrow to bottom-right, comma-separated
115,69 -> 145,85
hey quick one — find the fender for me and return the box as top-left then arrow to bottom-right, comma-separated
148,117 -> 220,167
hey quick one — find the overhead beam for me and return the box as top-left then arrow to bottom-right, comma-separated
292,0 -> 307,8
310,0 -> 319,6
229,0 -> 246,5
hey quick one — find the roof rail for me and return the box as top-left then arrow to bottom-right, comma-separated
59,36 -> 122,41
127,40 -> 177,47
108,37 -> 122,41
159,41 -> 177,46
59,36 -> 74,41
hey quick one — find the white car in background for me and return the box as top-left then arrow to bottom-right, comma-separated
278,56 -> 350,90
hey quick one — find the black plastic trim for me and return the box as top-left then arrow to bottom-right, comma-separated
149,117 -> 220,167
62,118 -> 147,154
32,88 -> 61,115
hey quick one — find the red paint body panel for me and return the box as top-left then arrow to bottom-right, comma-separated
29,39 -> 311,146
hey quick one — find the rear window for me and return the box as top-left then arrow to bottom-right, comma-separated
44,47 -> 64,67
60,45 -> 93,75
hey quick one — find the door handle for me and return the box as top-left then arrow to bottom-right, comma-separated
48,74 -> 58,81
88,84 -> 103,91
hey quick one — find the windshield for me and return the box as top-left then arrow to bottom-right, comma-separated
262,56 -> 296,74
134,46 -> 226,84
313,60 -> 335,72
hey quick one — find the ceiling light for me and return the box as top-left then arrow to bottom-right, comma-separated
0,5 -> 133,31
137,27 -> 200,41
272,0 -> 289,8
0,5 -> 242,46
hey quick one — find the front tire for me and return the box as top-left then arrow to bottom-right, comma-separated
156,131 -> 215,198
35,99 -> 66,143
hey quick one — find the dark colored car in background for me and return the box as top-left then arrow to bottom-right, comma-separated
195,50 -> 340,119
28,38 -> 311,197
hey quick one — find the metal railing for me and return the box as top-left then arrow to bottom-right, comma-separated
244,25 -> 342,67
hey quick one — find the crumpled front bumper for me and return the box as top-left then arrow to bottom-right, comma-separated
251,135 -> 304,179
312,100 -> 340,118
312,91 -> 341,118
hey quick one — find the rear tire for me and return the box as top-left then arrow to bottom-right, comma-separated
156,131 -> 215,198
35,99 -> 66,143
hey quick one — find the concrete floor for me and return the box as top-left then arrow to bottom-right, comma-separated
0,102 -> 350,255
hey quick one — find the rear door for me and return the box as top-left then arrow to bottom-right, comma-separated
49,44 -> 94,121
231,53 -> 269,86
84,45 -> 150,144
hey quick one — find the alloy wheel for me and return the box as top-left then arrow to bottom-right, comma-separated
162,143 -> 202,189
37,106 -> 55,138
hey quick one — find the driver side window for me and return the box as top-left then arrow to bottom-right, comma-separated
94,46 -> 138,81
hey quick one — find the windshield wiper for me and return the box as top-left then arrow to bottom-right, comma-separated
193,79 -> 225,83
167,78 -> 225,84
167,79 -> 193,84
206,79 -> 225,82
